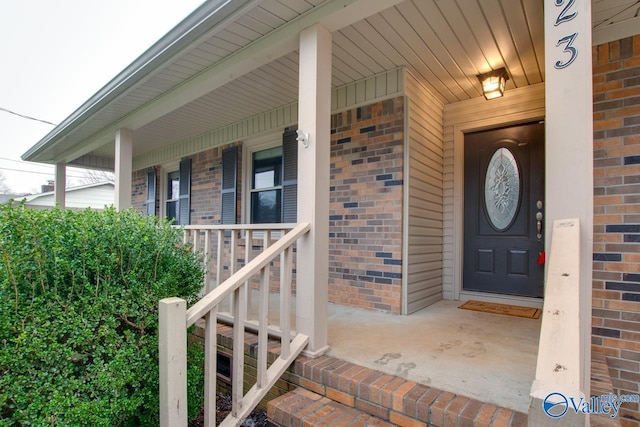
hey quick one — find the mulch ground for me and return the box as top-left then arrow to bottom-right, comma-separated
189,392 -> 269,427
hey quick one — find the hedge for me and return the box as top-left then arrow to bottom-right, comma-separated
0,204 -> 205,426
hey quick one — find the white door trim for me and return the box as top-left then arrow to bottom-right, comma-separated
452,110 -> 545,305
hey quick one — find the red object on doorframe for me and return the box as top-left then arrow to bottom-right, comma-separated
537,251 -> 546,265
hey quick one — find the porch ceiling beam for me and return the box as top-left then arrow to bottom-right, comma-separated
50,0 -> 406,164
592,15 -> 640,46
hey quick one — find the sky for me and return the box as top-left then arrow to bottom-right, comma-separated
0,0 -> 205,194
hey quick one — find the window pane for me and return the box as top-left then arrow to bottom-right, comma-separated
168,171 -> 180,200
166,200 -> 178,223
252,147 -> 282,189
254,170 -> 275,189
251,190 -> 281,224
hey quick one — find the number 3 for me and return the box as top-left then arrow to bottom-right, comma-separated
555,33 -> 578,69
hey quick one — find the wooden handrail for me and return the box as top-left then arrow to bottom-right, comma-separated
176,223 -> 299,231
160,221 -> 311,427
185,222 -> 310,327
528,219 -> 585,425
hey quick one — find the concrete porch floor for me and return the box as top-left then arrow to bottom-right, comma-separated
242,291 -> 541,414
326,300 -> 541,414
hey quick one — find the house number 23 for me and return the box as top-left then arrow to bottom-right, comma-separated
554,0 -> 578,69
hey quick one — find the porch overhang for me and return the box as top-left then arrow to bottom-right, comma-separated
21,0 -> 407,168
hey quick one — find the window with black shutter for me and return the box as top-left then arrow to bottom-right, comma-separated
281,128 -> 298,223
178,158 -> 191,225
238,129 -> 298,224
221,146 -> 238,224
164,159 -> 191,225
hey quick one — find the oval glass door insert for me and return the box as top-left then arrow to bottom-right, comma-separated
484,147 -> 520,231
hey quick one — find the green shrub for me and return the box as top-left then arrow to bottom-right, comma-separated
0,204 -> 205,426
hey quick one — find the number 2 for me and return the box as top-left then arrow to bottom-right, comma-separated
555,0 -> 577,26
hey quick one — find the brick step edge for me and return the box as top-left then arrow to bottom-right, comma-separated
590,352 -> 622,427
268,388 -> 394,427
287,354 -> 527,426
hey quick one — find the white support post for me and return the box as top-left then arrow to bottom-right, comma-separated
529,1 -> 593,425
54,162 -> 66,209
114,128 -> 133,211
296,24 -> 331,357
159,298 -> 188,427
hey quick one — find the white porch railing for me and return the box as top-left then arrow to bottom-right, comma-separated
528,219 -> 586,426
159,222 -> 310,427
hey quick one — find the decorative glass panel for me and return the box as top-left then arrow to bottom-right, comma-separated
484,148 -> 520,231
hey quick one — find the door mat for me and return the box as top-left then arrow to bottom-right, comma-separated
459,300 -> 542,319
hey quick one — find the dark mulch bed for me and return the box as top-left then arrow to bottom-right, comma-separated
189,392 -> 269,427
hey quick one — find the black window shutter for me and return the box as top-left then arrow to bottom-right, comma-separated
178,158 -> 191,225
146,168 -> 156,216
221,146 -> 238,224
282,128 -> 298,223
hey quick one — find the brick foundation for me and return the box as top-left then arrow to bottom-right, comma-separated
592,34 -> 640,426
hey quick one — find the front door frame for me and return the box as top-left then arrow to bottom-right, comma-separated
452,108 -> 545,307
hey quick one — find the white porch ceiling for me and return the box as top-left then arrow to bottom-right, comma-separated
24,0 -> 639,167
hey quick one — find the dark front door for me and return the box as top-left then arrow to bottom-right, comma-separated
463,122 -> 545,298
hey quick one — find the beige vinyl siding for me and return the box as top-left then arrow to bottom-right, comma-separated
442,83 -> 545,299
403,69 -> 445,314
23,183 -> 115,211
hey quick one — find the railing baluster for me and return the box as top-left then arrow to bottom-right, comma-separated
216,229 -> 223,286
257,265 -> 269,388
231,283 -> 246,418
245,230 -> 253,317
191,229 -> 198,254
230,230 -> 238,316
280,245 -> 292,359
203,306 -> 217,427
204,229 -> 211,293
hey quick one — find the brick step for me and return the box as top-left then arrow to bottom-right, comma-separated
284,354 -> 527,426
268,388 -> 394,427
590,352 -> 622,427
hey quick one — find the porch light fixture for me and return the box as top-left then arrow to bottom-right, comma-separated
477,68 -> 509,100
296,129 -> 309,148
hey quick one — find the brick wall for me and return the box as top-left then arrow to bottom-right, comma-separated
592,34 -> 640,425
329,97 -> 405,313
131,168 -> 148,213
130,97 -> 406,314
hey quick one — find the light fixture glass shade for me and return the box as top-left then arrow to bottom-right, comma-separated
477,68 -> 509,100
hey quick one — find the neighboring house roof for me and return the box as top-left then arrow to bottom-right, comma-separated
19,181 -> 114,211
0,194 -> 27,204
21,0 -> 640,171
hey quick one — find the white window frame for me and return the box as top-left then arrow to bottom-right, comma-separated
158,160 -> 180,221
241,131 -> 282,225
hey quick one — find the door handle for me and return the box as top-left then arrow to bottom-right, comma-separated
536,211 -> 543,240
